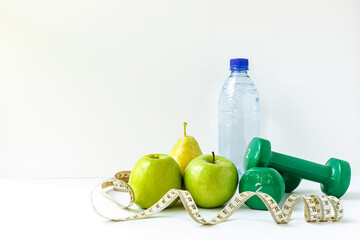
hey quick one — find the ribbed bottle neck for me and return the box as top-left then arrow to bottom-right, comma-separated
230,69 -> 249,77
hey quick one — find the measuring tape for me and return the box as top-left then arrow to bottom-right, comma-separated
90,171 -> 344,225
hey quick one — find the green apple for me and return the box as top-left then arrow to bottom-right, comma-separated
129,153 -> 182,209
183,152 -> 238,208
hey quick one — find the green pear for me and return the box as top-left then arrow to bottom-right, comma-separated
169,122 -> 202,175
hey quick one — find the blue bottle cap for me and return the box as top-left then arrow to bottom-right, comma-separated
230,58 -> 249,70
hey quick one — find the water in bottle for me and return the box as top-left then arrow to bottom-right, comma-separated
218,58 -> 260,176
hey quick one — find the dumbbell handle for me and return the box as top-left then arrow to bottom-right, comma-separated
269,152 -> 330,184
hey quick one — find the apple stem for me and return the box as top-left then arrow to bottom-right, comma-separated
212,151 -> 215,164
183,122 -> 187,137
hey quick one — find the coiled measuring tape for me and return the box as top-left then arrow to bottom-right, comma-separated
90,171 -> 344,225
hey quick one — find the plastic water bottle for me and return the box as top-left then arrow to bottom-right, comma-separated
218,58 -> 260,177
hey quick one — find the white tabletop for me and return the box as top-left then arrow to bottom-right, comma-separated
1,176 -> 359,240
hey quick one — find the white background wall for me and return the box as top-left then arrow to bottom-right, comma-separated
0,0 -> 359,177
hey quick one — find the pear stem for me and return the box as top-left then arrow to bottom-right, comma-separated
212,151 -> 215,164
183,122 -> 187,137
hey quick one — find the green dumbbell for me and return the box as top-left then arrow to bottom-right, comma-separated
239,167 -> 285,210
244,137 -> 351,198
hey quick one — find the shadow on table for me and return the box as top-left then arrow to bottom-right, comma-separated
340,192 -> 360,200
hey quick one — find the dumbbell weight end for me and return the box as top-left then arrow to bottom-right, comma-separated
239,167 -> 285,210
280,173 -> 301,193
321,158 -> 351,198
